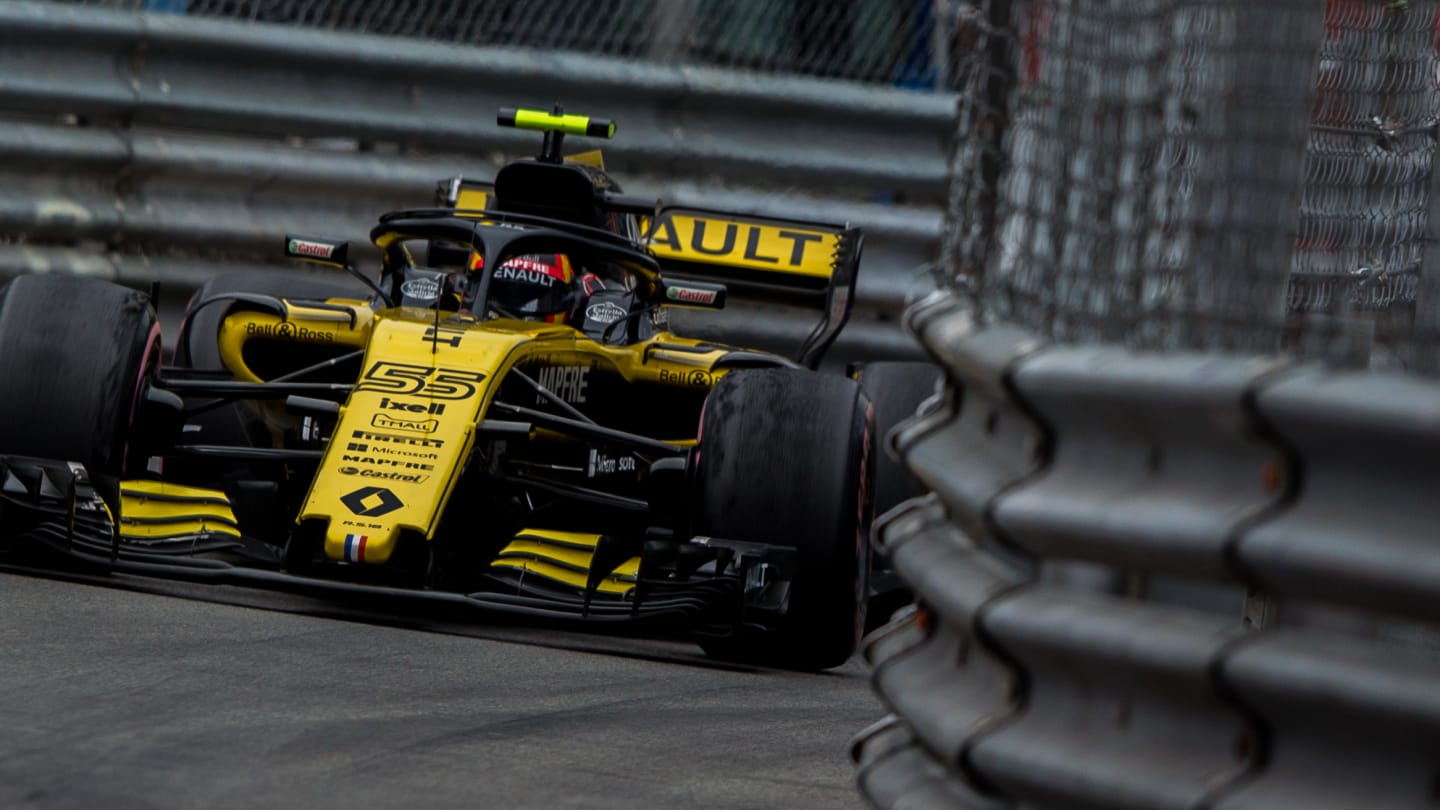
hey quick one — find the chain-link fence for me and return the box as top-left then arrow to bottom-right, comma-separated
57,0 -> 967,89
1292,1 -> 1439,319
945,0 -> 1440,368
946,0 -> 1322,353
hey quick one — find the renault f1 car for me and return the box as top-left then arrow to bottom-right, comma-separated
0,108 -> 922,670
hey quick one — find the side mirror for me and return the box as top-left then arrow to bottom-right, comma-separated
659,279 -> 726,309
284,234 -> 394,307
284,235 -> 350,268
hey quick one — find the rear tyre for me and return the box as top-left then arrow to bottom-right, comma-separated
855,361 -> 942,631
694,368 -> 873,670
856,361 -> 942,517
0,274 -> 158,476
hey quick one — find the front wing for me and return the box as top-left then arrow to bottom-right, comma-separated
0,457 -> 791,631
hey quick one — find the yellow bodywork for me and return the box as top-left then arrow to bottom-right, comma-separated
454,187 -> 490,211
211,299 -> 730,566
491,530 -> 638,596
118,480 -> 241,541
217,299 -> 375,383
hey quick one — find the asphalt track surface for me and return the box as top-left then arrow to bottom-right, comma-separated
0,569 -> 878,810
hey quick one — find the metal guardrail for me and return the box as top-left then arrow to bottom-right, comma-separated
853,291 -> 1440,809
0,1 -> 952,360
0,3 -> 954,194
58,0 -> 964,91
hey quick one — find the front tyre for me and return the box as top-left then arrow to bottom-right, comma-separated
0,274 -> 159,476
694,368 -> 873,670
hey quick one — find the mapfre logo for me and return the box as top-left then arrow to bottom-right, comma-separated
536,365 -> 589,404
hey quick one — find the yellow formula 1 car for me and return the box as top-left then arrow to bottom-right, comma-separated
0,108 -> 916,670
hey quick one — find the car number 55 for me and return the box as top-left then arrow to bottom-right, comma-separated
355,361 -> 488,400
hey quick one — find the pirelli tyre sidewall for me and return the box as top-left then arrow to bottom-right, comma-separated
855,361 -> 943,518
694,367 -> 873,671
0,274 -> 158,476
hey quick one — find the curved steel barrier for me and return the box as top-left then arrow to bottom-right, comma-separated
853,292 -> 1440,809
0,4 -> 955,195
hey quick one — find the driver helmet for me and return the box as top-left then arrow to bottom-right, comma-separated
471,252 -> 579,324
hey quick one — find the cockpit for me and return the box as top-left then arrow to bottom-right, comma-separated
381,236 -> 660,344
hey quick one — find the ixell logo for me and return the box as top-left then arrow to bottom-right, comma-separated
372,413 -> 438,434
379,397 -> 445,415
245,322 -> 335,342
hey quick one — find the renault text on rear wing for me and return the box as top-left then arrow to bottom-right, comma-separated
640,207 -> 862,368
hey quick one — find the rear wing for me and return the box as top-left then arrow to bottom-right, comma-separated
435,178 -> 863,368
639,207 -> 863,368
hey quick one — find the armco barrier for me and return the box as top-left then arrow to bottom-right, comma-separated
0,4 -> 952,196
0,1 -> 952,359
854,291 -> 1440,810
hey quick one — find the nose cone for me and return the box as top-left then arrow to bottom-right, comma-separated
325,520 -> 402,565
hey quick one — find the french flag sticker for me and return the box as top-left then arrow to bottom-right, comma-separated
344,534 -> 368,563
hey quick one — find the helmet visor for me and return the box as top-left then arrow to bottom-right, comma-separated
485,255 -> 578,316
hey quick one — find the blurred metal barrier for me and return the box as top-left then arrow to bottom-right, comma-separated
852,294 -> 1440,809
51,0 -> 966,91
854,0 -> 1440,804
0,1 -> 953,359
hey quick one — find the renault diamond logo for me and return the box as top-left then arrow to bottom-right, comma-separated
340,486 -> 404,517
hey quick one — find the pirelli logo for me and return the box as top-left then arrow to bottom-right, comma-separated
352,430 -> 445,448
